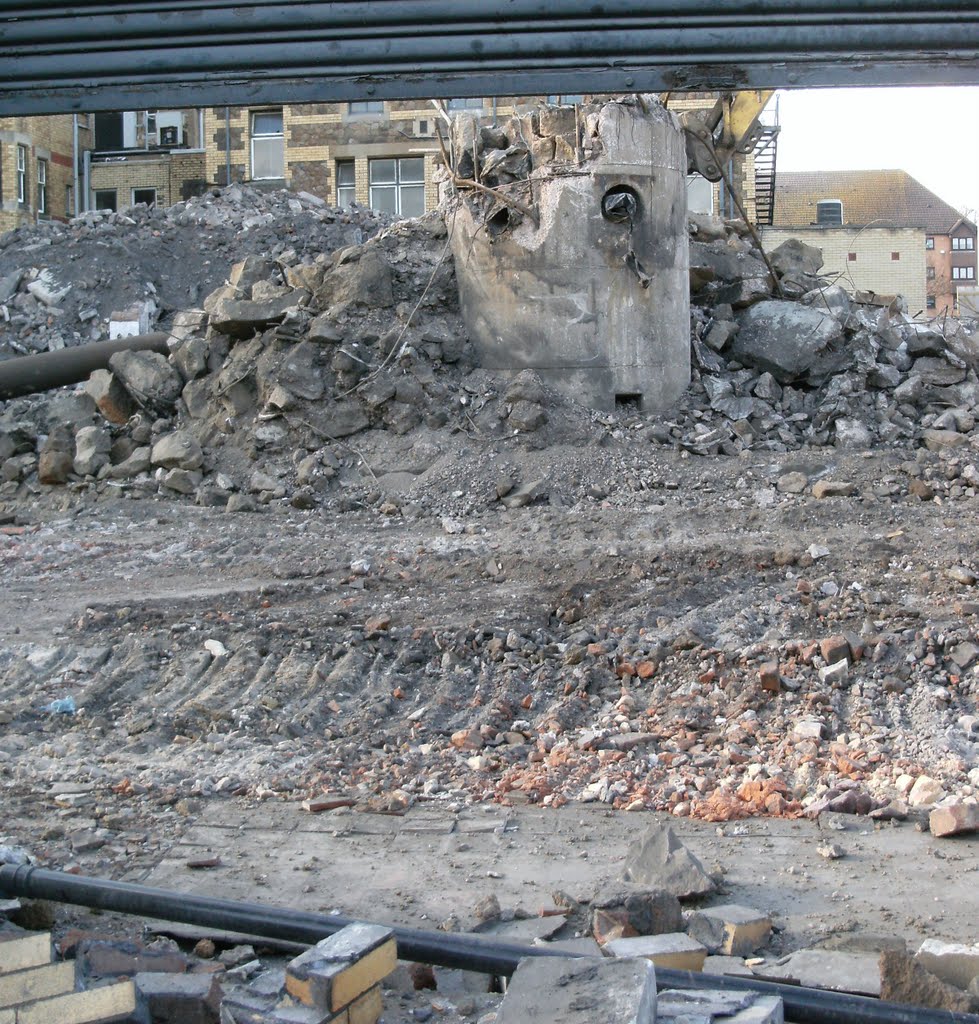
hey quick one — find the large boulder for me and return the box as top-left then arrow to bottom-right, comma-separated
317,251 -> 394,308
73,424 -> 111,477
769,238 -> 823,279
151,430 -> 203,471
730,300 -> 847,383
109,350 -> 183,412
621,822 -> 716,901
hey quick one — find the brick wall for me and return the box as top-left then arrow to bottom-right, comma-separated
0,115 -> 78,231
761,225 -> 927,313
89,151 -> 207,210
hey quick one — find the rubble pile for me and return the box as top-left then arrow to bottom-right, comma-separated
0,184 -> 390,357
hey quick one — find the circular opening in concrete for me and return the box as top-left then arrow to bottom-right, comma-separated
601,185 -> 641,225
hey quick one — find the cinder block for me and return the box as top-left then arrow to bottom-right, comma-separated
0,934 -> 51,974
134,971 -> 221,1023
0,961 -> 75,1009
285,925 -> 396,1013
15,979 -> 137,1024
915,940 -> 979,991
496,956 -> 656,1024
687,905 -> 773,956
605,933 -> 708,972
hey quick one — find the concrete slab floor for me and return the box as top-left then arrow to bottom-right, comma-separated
132,804 -> 979,956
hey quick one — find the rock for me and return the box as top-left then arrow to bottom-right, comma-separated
730,301 -> 847,384
171,336 -> 209,382
923,429 -> 969,452
496,956 -> 656,1024
151,431 -> 204,471
27,269 -> 71,307
209,290 -> 305,337
880,949 -> 974,1013
621,823 -> 716,900
811,480 -> 857,498
915,940 -> 979,991
686,905 -> 773,957
605,933 -> 708,971
590,889 -> 682,943
929,800 -> 979,839
949,642 -> 979,669
769,238 -> 823,278
818,843 -> 846,860
134,972 -> 221,1024
908,776 -> 945,808
73,424 -> 111,477
229,255 -> 275,292
108,447 -> 151,479
38,426 -> 74,485
507,400 -> 547,431
834,418 -> 874,449
504,370 -> 547,406
776,472 -> 808,494
301,401 -> 370,439
275,341 -> 324,401
85,369 -> 135,424
318,251 -> 394,308
500,479 -> 546,510
109,349 -> 183,412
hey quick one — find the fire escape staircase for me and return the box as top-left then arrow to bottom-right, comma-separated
752,125 -> 780,227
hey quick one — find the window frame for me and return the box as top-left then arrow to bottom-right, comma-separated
926,296 -> 937,309
447,97 -> 484,111
36,157 -> 47,215
250,109 -> 285,181
951,236 -> 975,251
925,236 -> 935,250
336,160 -> 356,207
952,266 -> 976,281
816,199 -> 843,226
348,100 -> 384,115
94,188 -> 118,213
368,156 -> 426,218
16,144 -> 27,204
132,187 -> 157,208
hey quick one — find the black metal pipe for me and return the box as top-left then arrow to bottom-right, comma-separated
1,866 -> 977,1024
0,332 -> 168,400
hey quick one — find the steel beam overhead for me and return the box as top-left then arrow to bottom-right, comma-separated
0,1 -> 977,115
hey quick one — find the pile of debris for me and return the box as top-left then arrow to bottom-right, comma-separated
0,184 -> 390,358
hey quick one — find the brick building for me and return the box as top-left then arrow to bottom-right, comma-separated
0,114 -> 86,230
768,170 -> 977,317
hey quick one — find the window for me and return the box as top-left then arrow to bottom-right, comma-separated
952,266 -> 976,280
146,110 -> 157,136
94,189 -> 117,212
891,251 -> 900,261
16,145 -> 27,204
546,95 -> 584,104
952,236 -> 975,251
816,199 -> 843,226
132,188 -> 157,207
336,161 -> 356,207
368,157 -> 425,218
447,98 -> 484,110
36,158 -> 47,215
348,101 -> 384,115
250,110 -> 284,180
847,252 -> 857,262
927,266 -> 936,280
927,296 -> 937,309
925,236 -> 935,250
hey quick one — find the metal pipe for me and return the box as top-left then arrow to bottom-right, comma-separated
0,332 -> 168,400
1,867 -> 977,1024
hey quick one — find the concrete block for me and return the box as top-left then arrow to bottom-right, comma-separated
0,934 -> 51,974
76,939 -> 189,978
16,980 -> 137,1024
755,950 -> 880,997
285,924 -> 395,1013
0,961 -> 75,1009
703,955 -> 758,978
347,984 -> 382,1024
134,971 -> 221,1023
496,955 -> 656,1024
908,776 -> 945,808
915,939 -> 979,991
687,904 -> 773,956
656,989 -> 783,1024
605,933 -> 707,971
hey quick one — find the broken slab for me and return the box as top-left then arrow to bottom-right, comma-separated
495,955 -> 657,1024
915,939 -> 979,990
929,799 -> 979,838
754,949 -> 880,997
686,904 -> 773,957
656,988 -> 784,1024
605,933 -> 708,972
880,949 -> 974,1013
620,822 -> 716,900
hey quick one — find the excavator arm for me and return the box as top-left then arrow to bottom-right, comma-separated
679,90 -> 775,181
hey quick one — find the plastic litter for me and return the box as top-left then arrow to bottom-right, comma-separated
40,695 -> 76,714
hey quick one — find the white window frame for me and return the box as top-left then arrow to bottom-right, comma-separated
36,158 -> 47,215
447,97 -> 484,111
336,160 -> 356,207
815,199 -> 843,226
348,101 -> 384,115
952,236 -> 975,251
132,187 -> 157,207
16,145 -> 27,204
368,157 -> 426,218
250,109 -> 284,180
952,266 -> 976,281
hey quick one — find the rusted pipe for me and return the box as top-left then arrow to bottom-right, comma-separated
0,332 -> 168,400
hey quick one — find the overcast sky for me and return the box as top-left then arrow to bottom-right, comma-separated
773,87 -> 979,223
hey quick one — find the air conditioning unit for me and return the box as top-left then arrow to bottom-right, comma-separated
413,118 -> 434,138
159,125 -> 179,147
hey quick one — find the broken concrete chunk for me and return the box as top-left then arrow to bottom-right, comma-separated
590,889 -> 682,943
284,922 -> 396,1013
769,238 -> 823,279
621,822 -> 716,900
229,255 -> 276,293
209,290 -> 306,338
605,933 -> 708,971
109,349 -> 183,412
731,301 -> 847,384
656,988 -> 784,1024
880,949 -> 974,1013
317,251 -> 394,309
915,939 -> 979,990
496,955 -> 656,1024
85,369 -> 135,424
756,949 -> 881,997
686,904 -> 773,957
908,776 -> 945,808
151,431 -> 204,471
72,424 -> 111,477
929,799 -> 979,838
